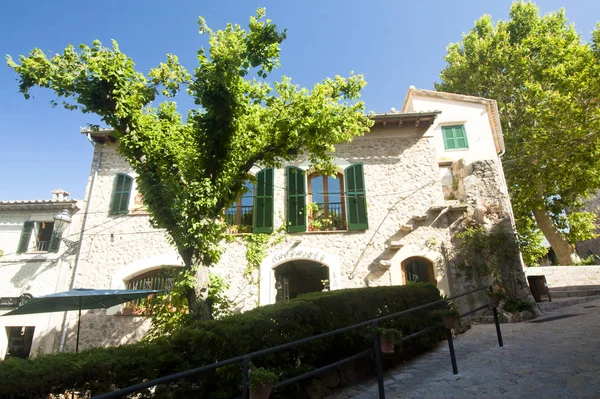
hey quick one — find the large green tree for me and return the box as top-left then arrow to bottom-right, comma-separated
436,2 -> 600,265
8,9 -> 372,319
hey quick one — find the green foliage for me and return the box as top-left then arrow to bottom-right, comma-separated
7,9 -> 372,319
142,269 -> 195,341
208,273 -> 235,319
574,255 -> 597,266
502,299 -> 535,313
243,233 -> 271,279
142,270 -> 235,341
436,2 -> 600,264
248,364 -> 279,388
515,214 -> 548,265
0,284 -> 444,399
565,211 -> 599,244
455,226 -> 519,286
375,327 -> 403,339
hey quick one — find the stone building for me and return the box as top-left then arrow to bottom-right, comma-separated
13,88 -> 525,354
0,190 -> 82,360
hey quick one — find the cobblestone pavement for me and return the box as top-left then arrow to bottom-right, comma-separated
327,299 -> 600,398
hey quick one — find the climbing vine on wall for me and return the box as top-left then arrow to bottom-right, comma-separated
453,224 -> 520,290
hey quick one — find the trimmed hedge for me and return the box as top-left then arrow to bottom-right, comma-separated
0,283 -> 445,398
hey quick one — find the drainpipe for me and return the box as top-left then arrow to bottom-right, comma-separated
58,137 -> 101,352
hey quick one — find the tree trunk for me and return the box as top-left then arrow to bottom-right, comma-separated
532,207 -> 580,265
181,250 -> 212,321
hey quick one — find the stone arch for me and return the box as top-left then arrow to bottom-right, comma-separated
106,253 -> 184,315
259,246 -> 341,305
389,244 -> 450,296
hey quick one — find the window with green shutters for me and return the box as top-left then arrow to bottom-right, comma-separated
16,221 -> 34,253
442,125 -> 469,150
110,174 -> 133,214
344,163 -> 369,230
286,166 -> 307,232
254,168 -> 274,233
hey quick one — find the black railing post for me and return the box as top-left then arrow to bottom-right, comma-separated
446,328 -> 458,375
492,307 -> 504,347
241,356 -> 250,399
371,322 -> 386,399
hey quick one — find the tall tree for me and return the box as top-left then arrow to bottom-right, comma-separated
436,2 -> 600,265
7,9 -> 372,319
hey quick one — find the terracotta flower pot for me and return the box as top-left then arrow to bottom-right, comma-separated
250,383 -> 273,399
379,335 -> 395,354
488,296 -> 501,308
442,315 -> 460,330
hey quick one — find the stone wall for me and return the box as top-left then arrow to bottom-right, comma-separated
67,121 -> 523,350
524,266 -> 600,287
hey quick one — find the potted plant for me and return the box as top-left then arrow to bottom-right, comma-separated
248,365 -> 278,399
432,302 -> 461,330
376,327 -> 402,354
486,290 -> 507,308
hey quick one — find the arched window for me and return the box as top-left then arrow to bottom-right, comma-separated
307,173 -> 346,231
401,257 -> 436,285
125,267 -> 181,307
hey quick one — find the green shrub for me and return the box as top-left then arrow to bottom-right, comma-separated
0,283 -> 445,399
503,299 -> 536,313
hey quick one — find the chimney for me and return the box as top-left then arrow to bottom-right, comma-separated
51,189 -> 70,202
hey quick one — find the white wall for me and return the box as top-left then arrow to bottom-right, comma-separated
0,206 -> 82,359
409,96 -> 499,163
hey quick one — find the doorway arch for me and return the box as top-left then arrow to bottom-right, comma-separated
401,257 -> 436,285
274,260 -> 329,302
259,247 -> 341,305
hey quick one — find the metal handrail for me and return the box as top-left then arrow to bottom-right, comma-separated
92,286 -> 501,399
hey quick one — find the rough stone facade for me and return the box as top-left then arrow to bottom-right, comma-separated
59,89 -> 528,352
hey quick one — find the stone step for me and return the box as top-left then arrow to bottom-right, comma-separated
399,224 -> 413,233
389,241 -> 403,250
536,295 -> 600,313
549,290 -> 600,299
549,285 -> 600,292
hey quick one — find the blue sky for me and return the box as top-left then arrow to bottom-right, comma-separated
1,1 -> 599,200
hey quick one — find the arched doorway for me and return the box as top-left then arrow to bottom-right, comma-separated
401,257 -> 436,285
274,260 -> 329,302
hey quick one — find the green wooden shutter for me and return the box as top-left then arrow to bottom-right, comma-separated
110,174 -> 133,214
48,230 -> 61,253
442,125 -> 468,150
287,166 -> 306,232
254,168 -> 274,233
345,163 -> 368,231
454,125 -> 468,149
442,126 -> 456,150
17,221 -> 34,253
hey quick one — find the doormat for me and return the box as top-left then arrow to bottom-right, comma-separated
528,314 -> 583,323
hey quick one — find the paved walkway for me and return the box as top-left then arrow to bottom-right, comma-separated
327,299 -> 600,398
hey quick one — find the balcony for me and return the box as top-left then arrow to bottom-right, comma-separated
225,205 -> 253,234
308,202 -> 346,231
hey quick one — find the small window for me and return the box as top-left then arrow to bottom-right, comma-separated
307,173 -> 346,231
16,221 -> 61,253
442,125 -> 469,150
110,174 -> 133,214
5,326 -> 35,359
225,181 -> 255,234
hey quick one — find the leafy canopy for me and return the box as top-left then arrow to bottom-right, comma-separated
436,2 -> 600,264
7,8 -> 372,271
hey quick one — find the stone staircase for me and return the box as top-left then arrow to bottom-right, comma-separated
536,285 -> 600,313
